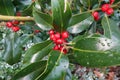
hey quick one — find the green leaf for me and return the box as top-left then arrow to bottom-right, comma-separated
2,33 -> 22,65
73,36 -> 120,67
13,0 -> 32,6
33,7 -> 53,30
36,50 -> 69,80
36,0 -> 51,11
12,61 -> 46,80
0,0 -> 14,15
22,2 -> 35,16
80,0 -> 98,8
67,13 -> 94,34
52,0 -> 72,32
102,15 -> 120,39
23,40 -> 53,64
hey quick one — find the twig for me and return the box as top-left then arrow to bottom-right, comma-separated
0,15 -> 34,21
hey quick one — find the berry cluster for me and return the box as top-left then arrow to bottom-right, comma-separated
48,29 -> 69,54
6,20 -> 20,32
101,4 -> 114,15
92,0 -> 115,21
101,0 -> 115,15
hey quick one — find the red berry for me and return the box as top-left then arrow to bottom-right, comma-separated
49,29 -> 54,35
56,38 -> 64,44
94,16 -> 100,21
61,31 -> 69,39
34,30 -> 40,33
63,49 -> 67,54
16,12 -> 21,16
101,4 -> 110,12
53,45 -> 59,50
54,32 -> 61,39
12,26 -> 20,32
106,8 -> 114,15
12,20 -> 19,25
6,22 -> 13,28
92,11 -> 100,21
110,0 -> 115,4
50,34 -> 56,41
59,46 -> 64,51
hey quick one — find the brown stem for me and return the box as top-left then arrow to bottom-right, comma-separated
81,1 -> 120,13
0,15 -> 34,21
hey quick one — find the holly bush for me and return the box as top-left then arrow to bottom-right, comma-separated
0,0 -> 120,80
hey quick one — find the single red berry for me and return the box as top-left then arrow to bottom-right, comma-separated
16,12 -> 21,16
101,4 -> 110,12
34,30 -> 40,33
110,0 -> 115,4
49,29 -> 54,35
12,20 -> 20,25
12,26 -> 20,32
94,16 -> 100,21
53,45 -> 59,50
54,32 -> 61,39
56,38 -> 64,44
92,11 -> 100,21
50,34 -> 56,42
61,31 -> 69,39
63,49 -> 67,54
106,8 -> 114,15
6,22 -> 13,28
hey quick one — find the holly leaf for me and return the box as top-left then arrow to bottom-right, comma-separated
36,50 -> 69,80
2,33 -> 31,65
67,13 -> 94,34
80,0 -> 98,8
23,40 -> 53,64
52,0 -> 72,32
33,7 -> 53,31
102,15 -> 120,39
12,61 -> 46,80
0,0 -> 14,15
73,36 -> 120,67
2,33 -> 22,65
22,2 -> 35,16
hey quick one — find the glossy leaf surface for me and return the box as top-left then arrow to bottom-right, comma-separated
0,0 -> 14,15
67,13 -> 94,34
73,36 -> 120,67
36,50 -> 69,80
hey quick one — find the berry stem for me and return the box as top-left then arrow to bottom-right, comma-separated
64,42 -> 75,45
0,15 -> 34,21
